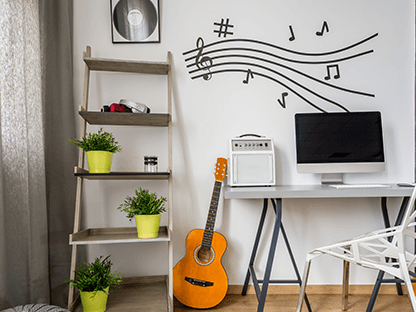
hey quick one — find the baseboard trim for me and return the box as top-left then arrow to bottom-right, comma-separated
227,284 -> 408,295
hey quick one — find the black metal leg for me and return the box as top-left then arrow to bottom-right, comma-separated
257,198 -> 282,312
270,199 -> 312,312
366,196 -> 410,312
242,198 -> 269,296
381,198 -> 403,296
281,222 -> 312,312
381,197 -> 391,228
367,271 -> 385,312
243,198 -> 313,312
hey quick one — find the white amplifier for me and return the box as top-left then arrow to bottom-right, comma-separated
228,135 -> 276,187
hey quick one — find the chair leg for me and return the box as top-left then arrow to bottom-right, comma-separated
297,259 -> 312,312
402,273 -> 416,311
398,255 -> 416,311
342,260 -> 350,311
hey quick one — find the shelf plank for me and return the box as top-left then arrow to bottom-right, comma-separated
84,56 -> 169,75
74,167 -> 170,180
73,276 -> 168,312
70,226 -> 170,245
79,111 -> 170,126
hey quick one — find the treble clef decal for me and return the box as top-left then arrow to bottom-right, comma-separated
195,37 -> 213,81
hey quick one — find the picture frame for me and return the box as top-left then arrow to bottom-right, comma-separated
110,0 -> 160,44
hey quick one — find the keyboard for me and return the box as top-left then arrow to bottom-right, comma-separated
328,184 -> 392,189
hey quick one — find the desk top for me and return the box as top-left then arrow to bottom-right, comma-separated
223,184 -> 414,199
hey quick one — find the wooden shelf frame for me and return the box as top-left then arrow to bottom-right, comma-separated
79,110 -> 170,127
68,47 -> 174,312
74,166 -> 170,180
70,226 -> 171,245
83,56 -> 169,75
72,275 -> 170,312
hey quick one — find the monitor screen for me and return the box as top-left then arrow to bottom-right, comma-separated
295,111 -> 385,183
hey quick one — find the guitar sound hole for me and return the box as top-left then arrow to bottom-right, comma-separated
197,247 -> 212,263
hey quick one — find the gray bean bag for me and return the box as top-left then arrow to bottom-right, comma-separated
2,304 -> 69,312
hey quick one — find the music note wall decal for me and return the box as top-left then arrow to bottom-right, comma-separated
243,69 -> 254,84
183,22 -> 377,113
214,18 -> 234,38
289,25 -> 295,41
195,37 -> 213,81
316,21 -> 329,36
324,64 -> 340,80
277,92 -> 289,108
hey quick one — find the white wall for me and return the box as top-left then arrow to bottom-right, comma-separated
73,0 -> 415,286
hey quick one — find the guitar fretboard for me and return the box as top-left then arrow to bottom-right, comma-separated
201,180 -> 222,249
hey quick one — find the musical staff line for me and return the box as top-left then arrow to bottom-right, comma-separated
185,47 -> 374,66
191,68 -> 332,113
190,61 -> 350,112
187,54 -> 374,97
183,33 -> 378,57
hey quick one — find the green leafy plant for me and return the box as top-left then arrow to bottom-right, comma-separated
118,188 -> 167,220
65,255 -> 123,296
69,128 -> 122,153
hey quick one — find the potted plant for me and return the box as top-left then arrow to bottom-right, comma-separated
69,128 -> 122,173
66,255 -> 123,312
118,188 -> 167,239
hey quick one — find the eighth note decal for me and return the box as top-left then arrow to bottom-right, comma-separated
243,69 -> 254,84
183,19 -> 377,113
316,21 -> 329,36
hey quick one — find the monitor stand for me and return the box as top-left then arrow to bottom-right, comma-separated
321,173 -> 344,185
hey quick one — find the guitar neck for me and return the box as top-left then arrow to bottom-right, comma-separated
201,180 -> 222,249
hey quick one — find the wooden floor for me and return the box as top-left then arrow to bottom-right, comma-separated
174,294 -> 413,312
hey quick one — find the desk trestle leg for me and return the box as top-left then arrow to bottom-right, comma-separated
243,198 -> 312,312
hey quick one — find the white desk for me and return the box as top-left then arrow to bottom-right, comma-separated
223,184 -> 414,312
224,184 -> 413,200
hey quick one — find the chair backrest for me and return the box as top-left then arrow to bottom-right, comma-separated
399,186 -> 416,270
401,185 -> 416,228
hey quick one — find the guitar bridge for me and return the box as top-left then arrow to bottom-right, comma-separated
185,277 -> 214,287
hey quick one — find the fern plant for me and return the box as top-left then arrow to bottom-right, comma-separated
65,255 -> 123,296
118,188 -> 167,220
69,128 -> 122,153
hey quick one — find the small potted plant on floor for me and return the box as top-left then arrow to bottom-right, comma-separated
118,187 -> 167,239
66,255 -> 123,312
69,128 -> 122,173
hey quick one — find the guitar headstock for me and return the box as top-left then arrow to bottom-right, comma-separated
214,157 -> 227,182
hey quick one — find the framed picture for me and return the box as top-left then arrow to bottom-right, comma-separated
110,0 -> 160,43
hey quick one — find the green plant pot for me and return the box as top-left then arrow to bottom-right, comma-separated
80,286 -> 109,312
86,151 -> 113,173
135,214 -> 161,238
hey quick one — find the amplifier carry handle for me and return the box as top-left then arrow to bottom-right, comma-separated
237,134 -> 264,138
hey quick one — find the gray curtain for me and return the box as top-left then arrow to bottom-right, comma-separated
0,0 -> 76,309
39,0 -> 77,308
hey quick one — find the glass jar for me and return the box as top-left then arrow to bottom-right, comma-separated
144,155 -> 158,172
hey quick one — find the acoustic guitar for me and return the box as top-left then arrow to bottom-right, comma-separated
173,157 -> 228,309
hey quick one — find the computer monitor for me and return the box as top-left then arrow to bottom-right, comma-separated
294,111 -> 385,184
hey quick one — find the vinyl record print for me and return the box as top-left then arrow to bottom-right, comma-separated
111,0 -> 160,43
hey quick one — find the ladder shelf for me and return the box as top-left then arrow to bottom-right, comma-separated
68,46 -> 173,312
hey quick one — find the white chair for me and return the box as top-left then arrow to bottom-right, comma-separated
297,186 -> 416,312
